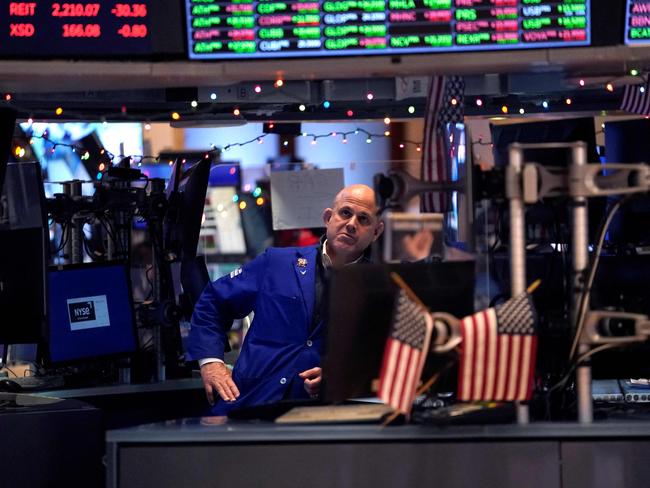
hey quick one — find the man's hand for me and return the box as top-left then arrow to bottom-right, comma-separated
200,362 -> 240,405
299,367 -> 322,398
401,230 -> 434,261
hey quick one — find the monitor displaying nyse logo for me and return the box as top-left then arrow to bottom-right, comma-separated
66,296 -> 111,331
68,301 -> 96,323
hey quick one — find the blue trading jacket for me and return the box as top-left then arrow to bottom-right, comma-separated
187,245 -> 321,415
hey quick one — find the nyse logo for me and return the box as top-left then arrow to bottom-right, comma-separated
68,301 -> 96,323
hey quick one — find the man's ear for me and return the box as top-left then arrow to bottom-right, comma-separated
322,208 -> 333,226
373,220 -> 385,241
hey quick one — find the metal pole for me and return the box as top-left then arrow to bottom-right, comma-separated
150,179 -> 166,382
63,180 -> 83,264
507,144 -> 529,424
152,241 -> 165,382
569,143 -> 592,423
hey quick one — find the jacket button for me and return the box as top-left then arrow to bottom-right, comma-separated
280,377 -> 287,385
306,340 -> 313,347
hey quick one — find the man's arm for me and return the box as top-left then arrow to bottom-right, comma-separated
187,252 -> 268,403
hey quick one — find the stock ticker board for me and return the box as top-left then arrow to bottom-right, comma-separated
626,0 -> 650,44
186,0 -> 591,60
1,2 -> 151,57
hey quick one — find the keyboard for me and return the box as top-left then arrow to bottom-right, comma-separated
10,376 -> 65,392
593,379 -> 650,404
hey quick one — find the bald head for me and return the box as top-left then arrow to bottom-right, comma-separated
331,184 -> 378,214
322,184 -> 383,267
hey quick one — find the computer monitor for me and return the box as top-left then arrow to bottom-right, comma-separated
490,118 -> 604,245
0,227 -> 47,344
490,117 -> 600,168
323,261 -> 475,402
1,162 -> 48,231
0,161 -> 48,346
78,132 -> 111,181
46,263 -> 137,364
589,255 -> 650,379
604,118 -> 650,247
201,186 -> 247,257
0,108 -> 16,197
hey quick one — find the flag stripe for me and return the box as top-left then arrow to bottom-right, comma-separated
379,339 -> 399,400
401,349 -> 420,412
527,336 -> 538,400
505,336 -> 521,401
435,131 -> 445,212
388,341 -> 404,407
495,334 -> 509,401
460,317 -> 474,400
391,345 -> 410,409
517,335 -> 533,401
483,308 -> 498,400
472,311 -> 486,401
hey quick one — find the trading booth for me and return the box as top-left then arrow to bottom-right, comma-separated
4,0 -> 650,487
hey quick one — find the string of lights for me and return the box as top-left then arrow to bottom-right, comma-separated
16,123 -> 425,168
2,68 -> 639,124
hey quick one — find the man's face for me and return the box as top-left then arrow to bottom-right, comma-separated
323,187 -> 383,260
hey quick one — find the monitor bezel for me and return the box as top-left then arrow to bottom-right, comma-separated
45,260 -> 139,366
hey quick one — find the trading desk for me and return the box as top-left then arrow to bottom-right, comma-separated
0,393 -> 103,487
35,377 -> 206,428
106,418 -> 650,488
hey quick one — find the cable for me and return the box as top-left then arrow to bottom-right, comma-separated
569,196 -> 632,360
545,342 -> 621,420
145,264 -> 154,301
54,222 -> 69,254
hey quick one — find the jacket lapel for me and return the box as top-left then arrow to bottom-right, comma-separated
293,247 -> 316,324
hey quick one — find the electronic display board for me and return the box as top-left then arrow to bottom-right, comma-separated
0,1 -> 152,57
626,0 -> 650,44
186,0 -> 591,60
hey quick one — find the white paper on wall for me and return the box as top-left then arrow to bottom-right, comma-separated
270,168 -> 344,230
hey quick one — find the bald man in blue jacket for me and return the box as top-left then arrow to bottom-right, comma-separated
187,184 -> 384,415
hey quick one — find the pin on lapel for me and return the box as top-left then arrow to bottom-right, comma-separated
297,257 -> 308,275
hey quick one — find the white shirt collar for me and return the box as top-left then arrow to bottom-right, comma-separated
322,239 -> 364,269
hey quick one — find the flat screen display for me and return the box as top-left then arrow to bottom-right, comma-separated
1,1 -> 152,57
186,0 -> 591,60
47,263 -> 137,363
200,187 -> 248,256
625,0 -> 650,44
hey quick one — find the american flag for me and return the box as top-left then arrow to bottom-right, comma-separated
620,78 -> 650,116
378,288 -> 433,414
421,75 -> 465,213
457,293 -> 538,402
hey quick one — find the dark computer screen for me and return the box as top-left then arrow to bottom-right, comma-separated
490,117 -> 600,168
47,263 -> 137,364
490,117 -> 604,244
604,118 -> 650,246
0,162 -> 48,231
590,255 -> 650,379
178,159 -> 212,261
0,227 -> 47,344
0,108 -> 16,197
0,161 -> 48,345
323,261 -> 475,402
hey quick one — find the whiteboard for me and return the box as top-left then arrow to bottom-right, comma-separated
270,168 -> 344,230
